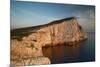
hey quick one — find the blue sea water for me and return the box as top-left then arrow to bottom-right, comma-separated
43,32 -> 95,64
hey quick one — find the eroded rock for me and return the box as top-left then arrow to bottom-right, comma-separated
11,56 -> 51,66
11,17 -> 87,66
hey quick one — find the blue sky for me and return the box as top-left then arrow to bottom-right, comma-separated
10,0 -> 95,32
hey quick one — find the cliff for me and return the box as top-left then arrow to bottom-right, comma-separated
35,17 -> 87,46
11,17 -> 87,66
11,17 -> 87,45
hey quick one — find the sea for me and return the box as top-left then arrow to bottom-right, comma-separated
43,32 -> 95,64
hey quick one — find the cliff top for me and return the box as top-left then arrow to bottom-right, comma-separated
11,17 -> 77,40
47,17 -> 76,25
11,17 -> 76,31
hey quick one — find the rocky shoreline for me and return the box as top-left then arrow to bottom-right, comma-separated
11,17 -> 87,66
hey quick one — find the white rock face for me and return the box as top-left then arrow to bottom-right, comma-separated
35,17 -> 87,46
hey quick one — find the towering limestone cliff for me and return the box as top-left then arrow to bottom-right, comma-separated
11,17 -> 87,66
35,17 -> 87,46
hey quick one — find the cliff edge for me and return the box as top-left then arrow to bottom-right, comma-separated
11,17 -> 87,66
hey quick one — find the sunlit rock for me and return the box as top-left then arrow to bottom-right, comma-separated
11,17 -> 87,66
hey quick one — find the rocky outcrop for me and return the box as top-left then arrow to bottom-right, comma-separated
11,56 -> 51,66
35,17 -> 87,46
11,17 -> 87,66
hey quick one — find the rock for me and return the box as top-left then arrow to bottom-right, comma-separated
11,17 -> 87,47
35,17 -> 87,46
30,56 -> 51,65
11,17 -> 87,66
11,40 -> 43,60
11,56 -> 51,66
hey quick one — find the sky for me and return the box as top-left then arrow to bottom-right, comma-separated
10,0 -> 95,32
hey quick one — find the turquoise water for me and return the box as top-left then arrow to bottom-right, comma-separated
43,32 -> 95,64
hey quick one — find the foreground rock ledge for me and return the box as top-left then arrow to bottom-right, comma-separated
11,17 -> 87,66
11,56 -> 51,66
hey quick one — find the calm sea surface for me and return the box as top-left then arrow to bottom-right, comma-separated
43,32 -> 95,64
